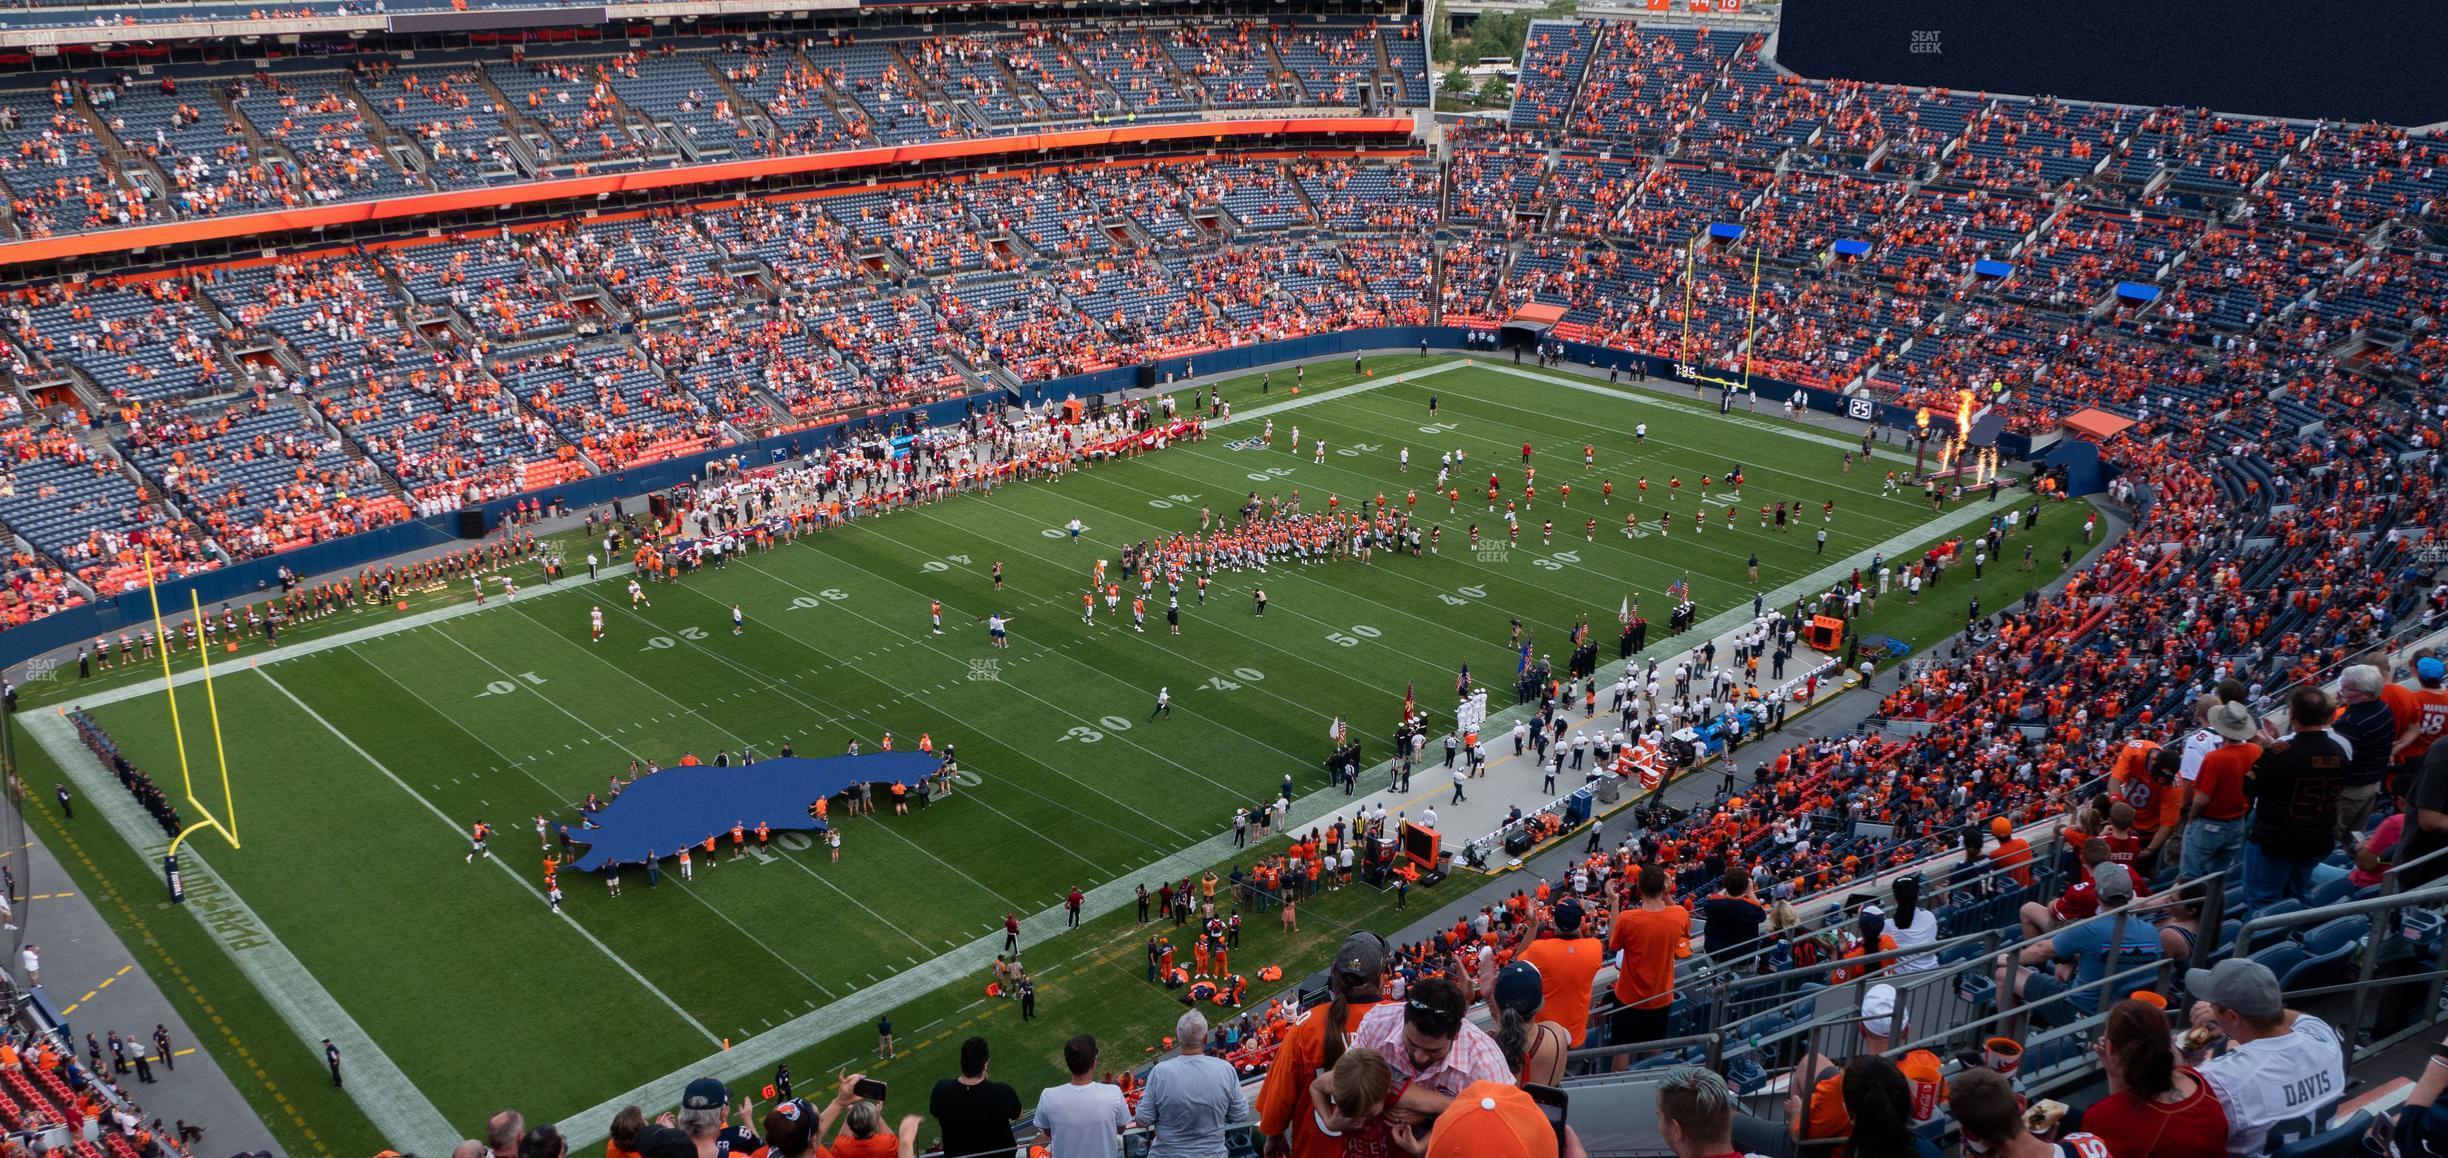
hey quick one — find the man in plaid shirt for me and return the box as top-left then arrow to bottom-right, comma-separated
1348,976 -> 1518,1123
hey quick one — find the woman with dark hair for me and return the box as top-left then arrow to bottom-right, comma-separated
2079,998 -> 2228,1156
1253,932 -> 1388,1158
1488,961 -> 1568,1086
1889,875 -> 1940,974
1949,824 -> 1993,893
1838,1055 -> 1941,1158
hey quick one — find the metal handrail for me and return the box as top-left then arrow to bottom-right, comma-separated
2230,880 -> 2448,956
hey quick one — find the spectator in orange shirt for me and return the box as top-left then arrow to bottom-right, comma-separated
1514,899 -> 1604,1048
1987,816 -> 2034,889
1605,864 -> 1688,1069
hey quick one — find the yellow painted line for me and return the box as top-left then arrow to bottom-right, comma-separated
25,891 -> 75,901
32,788 -> 328,1153
174,1048 -> 195,1058
115,965 -> 131,977
59,1003 -> 76,1015
77,990 -> 96,1003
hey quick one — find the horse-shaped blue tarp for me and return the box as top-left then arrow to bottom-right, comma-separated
565,752 -> 938,871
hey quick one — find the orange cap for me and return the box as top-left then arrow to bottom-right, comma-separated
1425,1082 -> 1558,1158
1990,817 -> 2014,837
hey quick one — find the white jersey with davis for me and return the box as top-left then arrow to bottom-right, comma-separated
2197,1012 -> 2345,1156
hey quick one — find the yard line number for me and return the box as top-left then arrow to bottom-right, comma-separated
475,672 -> 549,698
1056,715 -> 1137,745
1201,667 -> 1266,692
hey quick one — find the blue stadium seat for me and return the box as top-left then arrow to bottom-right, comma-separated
2305,874 -> 2359,909
2279,916 -> 2371,994
2256,898 -> 2307,922
2242,942 -> 2308,986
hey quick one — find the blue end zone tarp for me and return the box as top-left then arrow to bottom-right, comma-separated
1708,222 -> 1745,241
1832,239 -> 1871,257
566,752 -> 937,870
1973,259 -> 2014,279
2115,281 -> 2162,304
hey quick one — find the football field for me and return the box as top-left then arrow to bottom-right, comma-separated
19,359 -> 2078,1150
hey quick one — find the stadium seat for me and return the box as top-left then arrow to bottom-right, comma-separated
2306,875 -> 2360,909
2256,898 -> 2307,922
2279,916 -> 2372,994
2241,942 -> 2308,987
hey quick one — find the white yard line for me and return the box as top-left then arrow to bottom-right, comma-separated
1206,360 -> 1465,428
19,708 -> 465,1154
252,668 -> 724,1049
48,562 -> 638,713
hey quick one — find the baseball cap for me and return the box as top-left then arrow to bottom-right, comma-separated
1550,899 -> 1585,932
631,1126 -> 693,1158
1423,1081 -> 1559,1158
1334,932 -> 1387,983
1492,961 -> 1544,1015
1990,817 -> 2013,838
2420,656 -> 2447,683
1856,904 -> 1886,939
1860,983 -> 1900,1038
681,1076 -> 730,1111
2184,958 -> 2283,1020
2051,881 -> 2099,921
2092,863 -> 2136,905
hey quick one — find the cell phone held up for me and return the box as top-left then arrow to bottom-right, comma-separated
852,1077 -> 889,1103
1524,1083 -> 1567,1140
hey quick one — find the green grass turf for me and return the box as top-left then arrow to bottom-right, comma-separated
40,359 -> 2085,1139
7,733 -> 391,1157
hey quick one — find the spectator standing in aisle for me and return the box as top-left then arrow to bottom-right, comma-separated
1136,1010 -> 1248,1158
2241,688 -> 2348,909
2181,700 -> 2261,881
2333,665 -> 2398,848
1515,900 -> 1604,1049
930,1037 -> 1022,1158
1607,866 -> 1689,1066
1033,1035 -> 1128,1158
